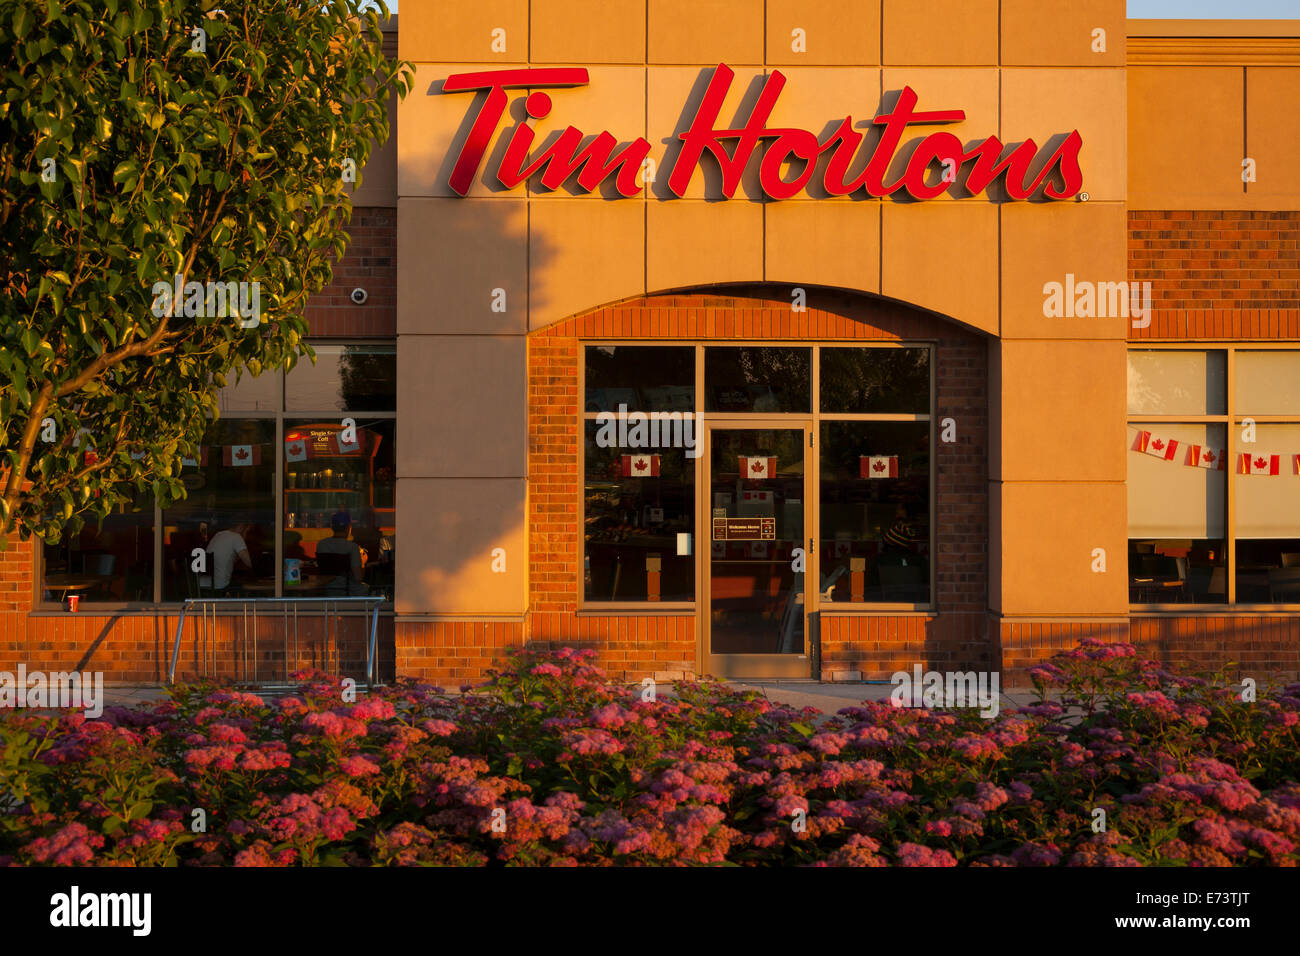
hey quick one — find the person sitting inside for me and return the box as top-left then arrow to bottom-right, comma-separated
201,522 -> 253,595
316,511 -> 367,595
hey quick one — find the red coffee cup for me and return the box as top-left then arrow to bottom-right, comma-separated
67,594 -> 79,613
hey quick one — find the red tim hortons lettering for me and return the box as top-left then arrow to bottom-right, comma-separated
439,65 -> 1084,202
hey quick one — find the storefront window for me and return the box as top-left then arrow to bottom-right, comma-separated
819,421 -> 930,604
583,422 -> 695,602
705,347 -> 811,413
163,420 -> 276,600
1127,348 -> 1300,605
284,419 -> 395,600
41,492 -> 155,605
37,340 -> 397,606
821,347 -> 929,414
585,346 -> 693,412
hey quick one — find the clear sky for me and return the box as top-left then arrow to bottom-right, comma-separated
376,1 -> 1299,17
1129,0 -> 1299,15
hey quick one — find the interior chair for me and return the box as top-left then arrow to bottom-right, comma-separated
1267,567 -> 1300,603
1281,553 -> 1300,568
316,552 -> 358,595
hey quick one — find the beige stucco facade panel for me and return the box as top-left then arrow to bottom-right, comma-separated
394,478 -> 528,615
397,198 -> 527,335
397,335 -> 527,477
648,0 -> 764,65
1128,66 -> 1242,209
759,67 -> 880,200
765,0 -> 881,67
1002,68 -> 1126,204
882,0 -> 998,66
529,199 -> 647,331
995,481 -> 1129,616
399,0 -> 528,63
880,202 -> 998,337
999,201 -> 1128,341
646,201 -> 763,292
1246,67 -> 1300,210
348,88 -> 398,207
880,68 -> 999,202
524,66 -> 647,201
400,62 -> 532,199
997,339 -> 1127,483
531,0 -> 647,63
647,66 -> 768,199
1000,0 -> 1125,67
764,201 -> 881,294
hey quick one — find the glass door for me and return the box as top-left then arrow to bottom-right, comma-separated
704,425 -> 810,678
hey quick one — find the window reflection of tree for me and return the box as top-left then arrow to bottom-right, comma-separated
821,348 -> 928,412
339,346 -> 396,411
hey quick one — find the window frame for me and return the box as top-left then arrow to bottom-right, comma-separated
578,340 -> 937,614
1127,343 -> 1300,610
34,339 -> 397,610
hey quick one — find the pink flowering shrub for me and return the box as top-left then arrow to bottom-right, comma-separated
1,640 -> 1298,866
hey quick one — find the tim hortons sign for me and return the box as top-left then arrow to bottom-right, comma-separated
441,64 -> 1084,201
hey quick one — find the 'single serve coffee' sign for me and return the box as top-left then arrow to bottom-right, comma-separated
440,64 -> 1084,202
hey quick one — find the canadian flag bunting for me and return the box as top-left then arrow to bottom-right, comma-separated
742,490 -> 773,505
1187,444 -> 1226,470
335,431 -> 361,454
1239,453 -> 1280,476
748,541 -> 769,559
285,436 -> 312,462
180,447 -> 209,468
1139,430 -> 1179,461
621,454 -> 660,477
739,456 -> 777,479
860,455 -> 899,478
223,444 -> 262,467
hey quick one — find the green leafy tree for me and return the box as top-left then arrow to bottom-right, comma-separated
0,0 -> 411,546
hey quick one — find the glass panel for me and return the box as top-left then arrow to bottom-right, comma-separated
584,346 -> 694,413
820,347 -> 929,414
819,422 -> 929,604
1126,350 -> 1225,415
284,419 -> 395,599
1126,423 -> 1226,605
1234,352 -> 1300,415
42,493 -> 155,605
216,367 -> 280,413
705,347 -> 811,413
1234,424 -> 1300,603
163,420 -> 276,600
584,422 -> 695,602
285,344 -> 397,412
708,428 -> 805,653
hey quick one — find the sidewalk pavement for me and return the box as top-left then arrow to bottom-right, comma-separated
723,680 -> 1044,715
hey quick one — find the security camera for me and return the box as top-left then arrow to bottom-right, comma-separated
350,288 -> 368,305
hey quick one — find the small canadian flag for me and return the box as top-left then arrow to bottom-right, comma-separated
621,454 -> 660,477
1238,453 -> 1280,476
335,431 -> 360,454
748,541 -> 769,558
742,490 -> 773,504
740,456 -> 777,479
180,447 -> 208,468
285,435 -> 312,462
1140,431 -> 1179,461
223,444 -> 262,467
860,455 -> 899,478
1187,445 -> 1226,470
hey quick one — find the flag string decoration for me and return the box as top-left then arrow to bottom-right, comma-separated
1129,429 -> 1298,476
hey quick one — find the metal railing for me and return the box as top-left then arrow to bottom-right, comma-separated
167,596 -> 384,687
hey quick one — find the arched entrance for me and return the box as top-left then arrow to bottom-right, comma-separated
527,284 -> 992,681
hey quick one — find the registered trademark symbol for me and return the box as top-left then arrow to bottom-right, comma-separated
1078,191 -> 1090,202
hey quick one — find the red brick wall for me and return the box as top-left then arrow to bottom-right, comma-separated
1128,210 -> 1300,340
304,206 -> 396,337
